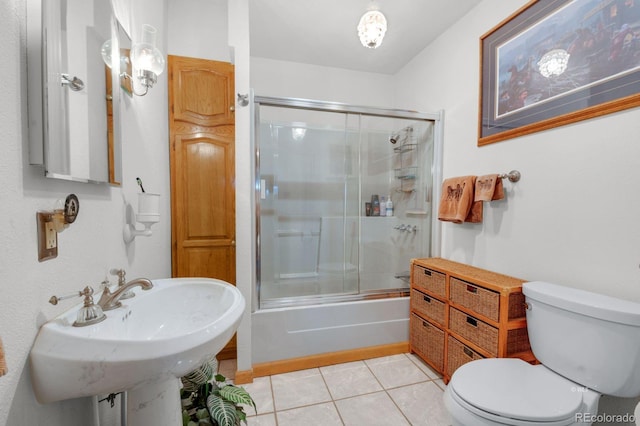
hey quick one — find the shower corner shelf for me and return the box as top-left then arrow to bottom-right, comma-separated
406,209 -> 428,215
395,188 -> 416,194
393,143 -> 417,154
395,167 -> 417,180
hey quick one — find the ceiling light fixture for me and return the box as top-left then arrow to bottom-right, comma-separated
357,10 -> 387,49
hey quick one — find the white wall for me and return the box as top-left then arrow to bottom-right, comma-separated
167,0 -> 229,62
394,0 -> 640,303
251,56 -> 395,106
0,0 -> 169,424
227,0 -> 253,377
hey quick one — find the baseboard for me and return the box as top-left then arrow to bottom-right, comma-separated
243,341 -> 409,381
234,369 -> 254,385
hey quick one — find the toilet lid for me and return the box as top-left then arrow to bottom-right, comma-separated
449,358 -> 584,422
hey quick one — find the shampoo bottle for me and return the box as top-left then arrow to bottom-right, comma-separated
386,195 -> 393,216
371,195 -> 380,216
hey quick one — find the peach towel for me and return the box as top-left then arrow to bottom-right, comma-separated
0,337 -> 7,377
438,176 -> 483,223
474,174 -> 504,202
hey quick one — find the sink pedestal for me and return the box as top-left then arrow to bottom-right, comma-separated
127,377 -> 182,426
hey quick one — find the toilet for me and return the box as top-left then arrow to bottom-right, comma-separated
444,281 -> 640,426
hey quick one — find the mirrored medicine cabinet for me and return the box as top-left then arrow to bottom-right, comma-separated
27,0 -> 128,185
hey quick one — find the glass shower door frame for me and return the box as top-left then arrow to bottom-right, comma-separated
254,96 -> 443,310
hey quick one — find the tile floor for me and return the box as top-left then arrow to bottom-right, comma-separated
219,353 -> 453,426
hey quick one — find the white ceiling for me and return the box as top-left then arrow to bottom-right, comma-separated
249,0 -> 483,75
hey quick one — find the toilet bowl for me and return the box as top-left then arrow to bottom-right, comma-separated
443,281 -> 640,426
444,359 -> 600,426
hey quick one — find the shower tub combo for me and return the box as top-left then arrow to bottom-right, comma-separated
252,96 -> 443,365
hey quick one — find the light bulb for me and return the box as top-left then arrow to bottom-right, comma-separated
357,10 -> 387,49
100,39 -> 113,68
130,24 -> 165,88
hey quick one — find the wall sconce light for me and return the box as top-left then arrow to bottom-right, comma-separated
101,38 -> 115,69
129,24 -> 165,96
101,24 -> 165,97
357,10 -> 387,49
123,192 -> 160,243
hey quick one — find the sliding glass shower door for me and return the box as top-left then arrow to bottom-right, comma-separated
256,97 -> 437,309
258,107 -> 358,304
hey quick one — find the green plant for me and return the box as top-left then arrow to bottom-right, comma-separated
181,355 -> 256,426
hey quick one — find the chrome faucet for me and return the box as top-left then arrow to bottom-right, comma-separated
98,278 -> 153,311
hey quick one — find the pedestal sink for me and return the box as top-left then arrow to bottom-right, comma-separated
30,278 -> 245,425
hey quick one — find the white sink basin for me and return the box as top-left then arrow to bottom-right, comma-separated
30,277 -> 245,410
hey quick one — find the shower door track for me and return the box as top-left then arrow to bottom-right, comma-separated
254,95 -> 444,311
254,96 -> 440,121
259,288 -> 411,309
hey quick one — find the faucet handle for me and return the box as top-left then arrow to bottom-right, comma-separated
110,269 -> 135,299
109,268 -> 126,286
49,286 -> 92,305
99,277 -> 111,291
49,286 -> 107,327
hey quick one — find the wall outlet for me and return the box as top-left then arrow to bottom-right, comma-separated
37,212 -> 58,261
45,221 -> 56,249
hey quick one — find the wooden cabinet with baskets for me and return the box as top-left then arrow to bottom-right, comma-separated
409,257 -> 536,383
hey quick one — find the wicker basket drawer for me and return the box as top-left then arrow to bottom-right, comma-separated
449,307 -> 498,356
449,307 -> 532,357
450,277 -> 527,321
411,290 -> 446,326
450,277 -> 500,321
410,313 -> 445,372
446,335 -> 484,378
412,264 -> 446,298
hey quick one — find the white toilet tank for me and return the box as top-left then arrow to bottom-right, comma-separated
523,281 -> 640,398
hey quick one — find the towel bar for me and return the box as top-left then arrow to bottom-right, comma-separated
498,170 -> 521,182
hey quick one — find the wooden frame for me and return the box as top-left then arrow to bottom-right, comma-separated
479,0 -> 640,146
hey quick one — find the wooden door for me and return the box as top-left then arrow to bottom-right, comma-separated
105,66 -> 119,185
169,55 -> 236,357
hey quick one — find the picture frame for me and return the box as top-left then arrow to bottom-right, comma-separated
478,0 -> 640,146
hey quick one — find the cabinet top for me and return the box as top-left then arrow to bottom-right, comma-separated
413,257 -> 525,292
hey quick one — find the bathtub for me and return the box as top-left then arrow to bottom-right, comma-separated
251,296 -> 409,364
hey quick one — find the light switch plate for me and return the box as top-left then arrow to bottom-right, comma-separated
37,212 -> 57,261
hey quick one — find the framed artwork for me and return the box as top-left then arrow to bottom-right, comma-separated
479,0 -> 640,146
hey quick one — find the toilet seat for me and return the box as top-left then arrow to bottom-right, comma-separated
448,358 -> 584,424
